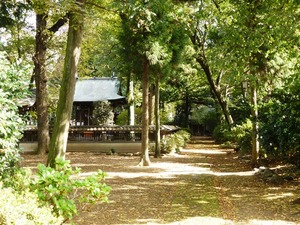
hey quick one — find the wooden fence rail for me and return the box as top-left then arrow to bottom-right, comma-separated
21,125 -> 179,143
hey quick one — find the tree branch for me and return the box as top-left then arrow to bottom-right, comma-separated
212,0 -> 221,12
48,14 -> 69,33
85,1 -> 118,14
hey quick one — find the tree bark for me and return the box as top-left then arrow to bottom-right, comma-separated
128,80 -> 135,140
250,80 -> 259,166
196,56 -> 234,127
128,80 -> 135,125
154,73 -> 161,158
47,1 -> 85,167
138,56 -> 151,166
148,85 -> 155,125
184,89 -> 190,127
33,11 -> 68,155
34,13 -> 50,155
190,25 -> 234,127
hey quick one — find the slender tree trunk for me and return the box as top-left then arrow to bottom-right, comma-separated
138,56 -> 151,166
129,80 -> 135,125
148,85 -> 155,125
47,1 -> 85,167
184,89 -> 189,127
128,80 -> 135,140
154,73 -> 161,158
34,13 -> 50,155
251,80 -> 259,166
196,57 -> 234,127
33,10 -> 68,155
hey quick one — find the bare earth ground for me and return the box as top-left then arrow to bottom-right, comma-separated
22,137 -> 300,225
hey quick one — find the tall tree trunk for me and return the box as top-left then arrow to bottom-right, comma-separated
128,80 -> 135,140
148,85 -> 155,125
47,1 -> 85,167
34,13 -> 50,155
128,80 -> 135,125
138,56 -> 151,166
250,80 -> 259,166
184,89 -> 189,128
154,73 -> 161,158
196,57 -> 234,126
33,10 -> 68,155
190,30 -> 234,127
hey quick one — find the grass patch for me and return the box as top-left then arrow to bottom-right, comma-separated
165,174 -> 221,222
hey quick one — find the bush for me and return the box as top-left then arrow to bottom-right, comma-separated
30,158 -> 111,220
161,130 -> 191,154
0,54 -> 30,182
92,101 -> 114,125
212,123 -> 231,143
229,119 -> 252,154
0,184 -> 63,225
0,148 -> 23,183
213,120 -> 252,154
260,89 -> 300,166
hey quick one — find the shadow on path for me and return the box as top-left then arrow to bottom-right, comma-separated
23,136 -> 300,225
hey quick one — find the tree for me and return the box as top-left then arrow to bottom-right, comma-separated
178,1 -> 234,127
139,56 -> 151,166
0,52 -> 31,179
0,1 -> 34,62
79,0 -> 120,78
32,1 -> 68,155
47,0 -> 85,167
219,0 -> 300,165
154,72 -> 161,158
117,0 -> 187,165
176,0 -> 299,165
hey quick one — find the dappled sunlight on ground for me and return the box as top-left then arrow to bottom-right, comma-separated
181,148 -> 230,155
77,157 -> 255,179
22,137 -> 300,225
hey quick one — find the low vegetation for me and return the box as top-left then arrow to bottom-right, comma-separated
161,130 -> 191,154
0,156 -> 111,224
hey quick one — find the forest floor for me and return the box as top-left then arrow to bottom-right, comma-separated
22,136 -> 300,225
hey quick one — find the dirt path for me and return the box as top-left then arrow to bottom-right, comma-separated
23,137 -> 300,225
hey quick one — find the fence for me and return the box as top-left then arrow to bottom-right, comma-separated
21,125 -> 179,143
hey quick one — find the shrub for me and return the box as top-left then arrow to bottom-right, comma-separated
161,130 -> 191,154
30,158 -> 111,220
229,119 -> 252,154
260,89 -> 300,166
0,147 -> 23,183
0,53 -> 30,182
213,120 -> 252,154
0,184 -> 63,225
212,123 -> 231,143
92,101 -> 114,125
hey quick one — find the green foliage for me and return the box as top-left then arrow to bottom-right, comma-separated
260,85 -> 300,166
161,130 -> 191,154
92,101 -> 114,125
230,119 -> 252,154
31,158 -> 111,220
213,120 -> 252,154
0,53 -> 30,181
0,184 -> 63,225
0,148 -> 23,184
160,104 -> 175,125
212,124 -> 231,143
115,108 -> 142,125
190,105 -> 218,132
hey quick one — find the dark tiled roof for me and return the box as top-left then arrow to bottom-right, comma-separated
73,77 -> 125,102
